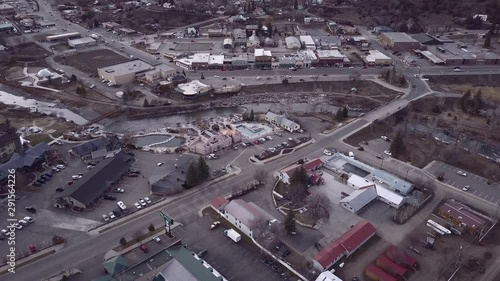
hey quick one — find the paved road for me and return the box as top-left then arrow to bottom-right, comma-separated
425,161 -> 500,205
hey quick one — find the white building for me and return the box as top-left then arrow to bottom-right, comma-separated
315,271 -> 343,281
208,54 -> 225,69
340,185 -> 378,213
364,50 -> 392,66
175,80 -> 212,98
347,174 -> 405,209
265,111 -> 300,132
98,60 -> 154,85
188,128 -> 242,155
299,35 -> 316,50
285,36 -> 301,49
143,64 -> 176,83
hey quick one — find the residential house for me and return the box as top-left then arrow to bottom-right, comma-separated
54,151 -> 133,209
247,34 -> 260,48
233,28 -> 246,39
245,25 -> 259,37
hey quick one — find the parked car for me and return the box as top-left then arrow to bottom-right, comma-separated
102,214 -> 110,222
456,170 -> 467,177
117,201 -> 126,210
56,164 -> 65,169
28,244 -> 38,253
139,199 -> 146,206
275,132 -> 282,137
72,175 -> 81,180
51,167 -> 60,172
323,150 -> 333,156
109,212 -> 116,219
210,221 -> 221,230
144,197 -> 151,204
381,136 -> 389,141
154,237 -> 162,244
157,162 -> 164,166
134,202 -> 142,209
104,194 -> 116,201
26,206 -> 37,213
114,188 -> 125,193
23,216 -> 34,223
56,187 -> 65,192
384,150 -> 392,156
266,136 -> 273,140
463,185 -> 470,191
18,220 -> 28,226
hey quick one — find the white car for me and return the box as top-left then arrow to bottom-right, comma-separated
14,223 -> 22,230
210,221 -> 221,230
72,175 -> 81,180
139,199 -> 146,206
381,136 -> 389,141
154,237 -> 162,243
117,201 -> 126,210
18,220 -> 28,226
1,229 -> 9,235
323,150 -> 333,156
109,212 -> 116,219
89,84 -> 95,89
134,202 -> 142,209
157,162 -> 164,166
463,185 -> 470,191
266,136 -> 273,140
456,171 -> 467,177
56,164 -> 65,169
144,197 -> 151,204
453,67 -> 462,72
23,217 -> 34,223
102,214 -> 109,222
384,150 -> 392,156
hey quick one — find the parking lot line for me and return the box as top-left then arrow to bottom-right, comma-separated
497,199 -> 500,204
451,182 -> 456,186
489,197 -> 496,202
473,190 -> 478,195
446,180 -> 451,184
479,192 -> 484,197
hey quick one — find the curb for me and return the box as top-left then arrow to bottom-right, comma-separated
248,139 -> 315,165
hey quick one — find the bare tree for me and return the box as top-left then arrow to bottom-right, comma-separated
414,177 -> 436,191
286,183 -> 306,205
307,193 -> 331,222
250,216 -> 281,251
254,169 -> 268,185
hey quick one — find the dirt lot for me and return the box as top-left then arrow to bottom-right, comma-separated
429,74 -> 500,103
94,7 -> 212,34
346,96 -> 500,179
8,42 -> 50,62
54,49 -> 128,74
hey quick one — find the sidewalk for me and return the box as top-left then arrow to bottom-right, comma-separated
0,243 -> 65,275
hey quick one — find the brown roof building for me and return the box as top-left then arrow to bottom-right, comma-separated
437,200 -> 486,234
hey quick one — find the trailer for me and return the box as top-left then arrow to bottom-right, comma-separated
376,255 -> 407,277
427,219 -> 451,235
224,229 -> 241,243
365,264 -> 397,281
385,245 -> 417,269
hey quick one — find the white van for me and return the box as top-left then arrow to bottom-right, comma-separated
117,201 -> 126,211
348,151 -> 354,158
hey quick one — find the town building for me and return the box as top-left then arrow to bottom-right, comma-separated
437,200 -> 486,234
247,33 -> 260,48
0,4 -> 15,15
102,21 -> 122,30
0,122 -> 22,164
277,158 -> 324,186
363,50 -> 392,66
254,48 -> 272,69
70,136 -> 122,161
314,36 -> 342,50
68,37 -> 97,49
153,245 -> 228,281
411,33 -> 442,45
316,50 -> 348,66
340,185 -> 378,213
0,22 -> 15,33
191,53 -> 210,70
233,28 -> 246,39
245,25 -> 259,37
97,60 -> 154,85
428,43 -> 500,65
372,26 -> 393,34
46,32 -> 81,42
188,127 -> 241,155
117,28 -> 136,35
54,151 -> 133,209
300,35 -> 316,50
314,271 -> 343,281
380,32 -> 420,52
365,264 -> 397,281
279,57 -> 297,68
0,143 -> 51,182
208,54 -> 225,69
223,38 -> 233,48
265,111 -> 300,132
285,36 -> 301,49
211,198 -> 276,239
231,55 -> 249,69
149,155 -> 193,195
175,80 -> 212,98
143,64 -> 176,83
297,49 -> 318,68
313,221 -> 376,271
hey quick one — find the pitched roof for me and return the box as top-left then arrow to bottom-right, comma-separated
365,264 -> 398,281
59,151 -> 132,207
438,200 -> 485,229
336,220 -> 376,253
340,185 -> 378,212
71,136 -> 121,158
224,199 -> 275,228
385,245 -> 416,267
103,255 -> 129,276
376,254 -> 408,276
313,242 -> 345,268
0,143 -> 50,171
211,197 -> 229,210
149,155 -> 193,195
165,246 -> 224,281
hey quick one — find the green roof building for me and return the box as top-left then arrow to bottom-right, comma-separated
103,255 -> 129,276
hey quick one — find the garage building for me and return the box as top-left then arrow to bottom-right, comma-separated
68,37 -> 97,49
380,32 -> 420,52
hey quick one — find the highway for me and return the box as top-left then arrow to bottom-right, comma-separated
4,3 -> 499,281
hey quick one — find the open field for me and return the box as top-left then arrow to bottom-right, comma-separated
54,49 -> 128,74
9,42 -> 50,61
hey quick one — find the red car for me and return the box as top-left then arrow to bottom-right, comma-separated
139,244 -> 148,253
29,244 -> 37,253
253,140 -> 260,145
67,181 -> 73,185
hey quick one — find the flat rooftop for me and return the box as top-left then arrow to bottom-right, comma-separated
316,49 -> 345,58
98,60 -> 153,76
382,32 -> 419,43
68,37 -> 96,45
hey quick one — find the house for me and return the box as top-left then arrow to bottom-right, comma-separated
245,25 -> 259,37
188,128 -> 241,155
247,34 -> 260,48
277,159 -> 324,186
0,143 -> 51,182
153,245 -> 228,281
313,221 -> 376,271
233,28 -> 246,39
223,38 -> 233,48
70,136 -> 121,161
340,185 -> 378,213
265,111 -> 300,132
149,155 -> 193,195
212,198 -> 276,239
0,122 -> 22,164
54,151 -> 133,209
437,200 -> 486,234
103,255 -> 129,276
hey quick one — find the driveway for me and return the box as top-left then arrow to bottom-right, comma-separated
424,160 -> 500,205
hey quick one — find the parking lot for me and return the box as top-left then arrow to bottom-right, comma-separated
425,160 -> 500,204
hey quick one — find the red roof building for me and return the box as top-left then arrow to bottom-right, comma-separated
312,221 -> 377,271
376,254 -> 407,277
365,264 -> 398,281
210,196 -> 229,210
303,158 -> 322,171
385,245 -> 417,268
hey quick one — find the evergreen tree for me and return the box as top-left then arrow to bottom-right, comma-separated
200,72 -> 205,80
335,108 -> 343,121
461,89 -> 472,112
197,156 -> 210,180
342,106 -> 349,119
284,211 -> 297,233
143,98 -> 149,107
119,237 -> 127,246
148,224 -> 155,232
389,131 -> 405,157
182,70 -> 186,76
290,166 -> 308,187
250,109 -> 255,121
472,89 -> 483,114
185,162 -> 200,187
70,74 -> 77,82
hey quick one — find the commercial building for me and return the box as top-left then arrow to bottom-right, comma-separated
340,185 -> 378,213
208,54 -> 224,69
300,35 -> 316,50
149,155 -> 193,195
245,25 -> 259,37
223,38 -> 233,48
143,64 -> 176,83
68,37 -> 97,49
265,111 -> 300,132
254,48 -> 272,68
191,53 -> 210,70
363,50 -> 392,66
70,136 -> 122,161
231,55 -> 249,69
188,127 -> 242,155
437,200 -> 486,234
285,36 -> 301,49
153,245 -> 228,281
46,32 -> 81,42
211,198 -> 276,239
97,60 -> 154,85
316,50 -> 347,66
314,36 -> 342,50
0,4 -> 15,15
297,49 -> 318,68
411,33 -> 442,45
54,151 -> 133,209
0,122 -> 22,164
315,271 -> 343,281
247,34 -> 260,48
279,57 -> 297,68
375,254 -> 408,277
0,143 -> 50,182
313,221 -> 376,271
0,22 -> 15,32
175,80 -> 212,98
428,43 -> 500,65
233,28 -> 246,39
380,32 -> 420,52
102,21 -> 122,30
